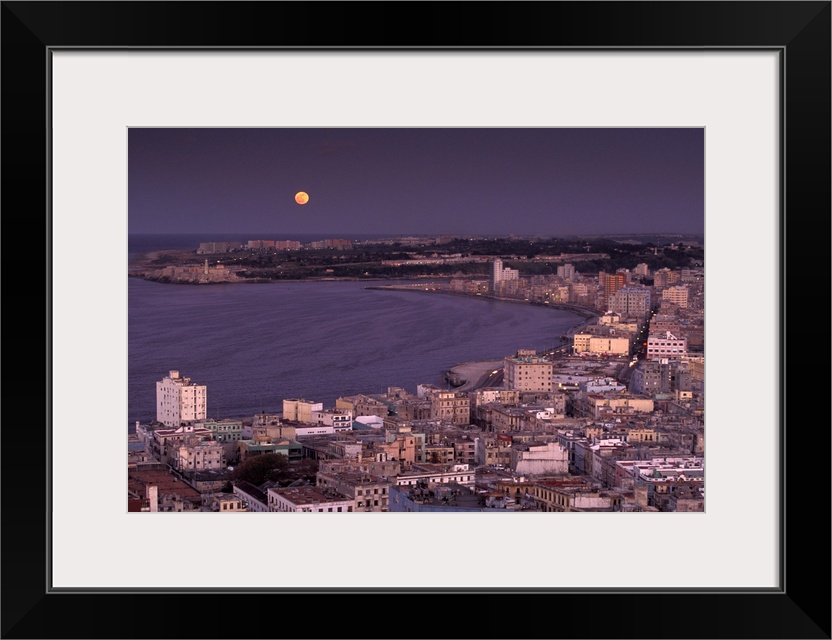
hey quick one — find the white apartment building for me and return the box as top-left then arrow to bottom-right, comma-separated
491,258 -> 519,292
156,370 -> 207,427
646,331 -> 688,360
503,350 -> 554,392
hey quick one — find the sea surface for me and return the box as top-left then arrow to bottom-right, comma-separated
127,235 -> 586,428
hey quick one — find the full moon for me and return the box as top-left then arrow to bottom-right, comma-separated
294,191 -> 309,205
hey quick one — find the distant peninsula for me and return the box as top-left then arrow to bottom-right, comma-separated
128,234 -> 704,285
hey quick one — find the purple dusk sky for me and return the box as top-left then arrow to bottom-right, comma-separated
128,127 -> 704,237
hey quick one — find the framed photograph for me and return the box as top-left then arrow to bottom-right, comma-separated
3,2 -> 829,638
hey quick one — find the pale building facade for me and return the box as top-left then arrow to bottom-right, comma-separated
574,393 -> 655,420
646,331 -> 689,360
587,336 -> 630,356
267,486 -> 355,513
156,370 -> 207,427
172,440 -> 226,472
510,442 -> 569,475
474,434 -> 513,467
312,408 -> 354,431
316,471 -> 391,512
395,463 -> 476,488
661,285 -> 689,308
572,333 -> 592,353
282,398 -> 323,423
504,350 -> 554,392
429,391 -> 471,425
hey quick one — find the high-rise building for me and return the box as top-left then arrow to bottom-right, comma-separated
156,370 -> 207,427
491,258 -> 520,294
599,272 -> 627,297
491,258 -> 504,292
557,263 -> 576,280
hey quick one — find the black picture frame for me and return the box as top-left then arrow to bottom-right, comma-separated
2,2 -> 829,638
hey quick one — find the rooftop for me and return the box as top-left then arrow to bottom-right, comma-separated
268,486 -> 352,504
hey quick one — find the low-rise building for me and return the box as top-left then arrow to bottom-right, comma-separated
585,336 -> 630,356
393,398 -> 432,421
127,469 -> 202,512
318,457 -> 402,480
510,441 -> 569,475
237,438 -> 302,462
395,463 -> 475,488
474,434 -> 514,467
532,477 -> 622,512
316,470 -> 391,512
429,391 -> 471,425
615,457 -> 704,508
425,444 -> 455,464
294,424 -> 336,437
646,331 -> 688,361
573,392 -> 654,420
194,418 -> 243,442
388,483 -> 506,512
267,486 -> 355,513
504,349 -> 554,392
202,492 -> 247,512
171,439 -> 226,473
188,468 -> 233,493
336,394 -> 390,418
232,480 -> 270,512
145,424 -> 215,465
282,398 -> 323,423
312,408 -> 354,431
578,377 -> 626,393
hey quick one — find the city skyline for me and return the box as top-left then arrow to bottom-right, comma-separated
128,127 -> 704,237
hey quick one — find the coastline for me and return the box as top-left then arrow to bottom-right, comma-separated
364,284 -> 599,337
129,250 -> 461,285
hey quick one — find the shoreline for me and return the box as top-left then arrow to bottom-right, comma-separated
365,284 -> 599,334
129,272 -> 454,285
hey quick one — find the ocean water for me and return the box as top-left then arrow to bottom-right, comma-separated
127,236 -> 585,427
